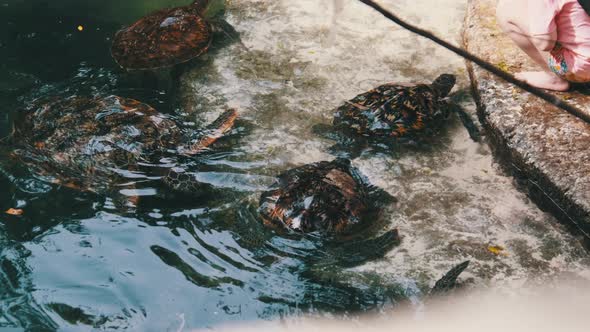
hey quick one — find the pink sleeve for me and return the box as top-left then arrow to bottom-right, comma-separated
528,0 -> 559,35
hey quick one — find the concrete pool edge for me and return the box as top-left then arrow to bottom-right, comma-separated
463,0 -> 590,245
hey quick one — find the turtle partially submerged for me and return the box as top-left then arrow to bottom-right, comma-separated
259,158 -> 396,235
255,157 -> 400,267
250,158 -> 469,309
317,74 -> 480,148
111,0 -> 234,71
5,95 -> 237,196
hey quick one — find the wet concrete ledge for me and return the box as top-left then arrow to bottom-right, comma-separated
463,0 -> 590,245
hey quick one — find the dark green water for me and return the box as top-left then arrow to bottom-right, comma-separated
2,0 -> 590,330
0,1 -> 415,330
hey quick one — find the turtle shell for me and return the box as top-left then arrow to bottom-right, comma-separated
259,158 -> 394,234
333,82 -> 449,139
111,5 -> 212,70
11,95 -> 182,192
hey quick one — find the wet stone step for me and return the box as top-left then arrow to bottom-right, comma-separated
463,0 -> 590,245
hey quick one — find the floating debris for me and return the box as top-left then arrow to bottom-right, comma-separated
5,208 -> 24,216
487,245 -> 508,257
496,61 -> 509,72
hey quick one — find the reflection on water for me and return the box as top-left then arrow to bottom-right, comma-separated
1,0 -> 589,330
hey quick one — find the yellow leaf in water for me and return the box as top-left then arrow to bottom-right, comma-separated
496,61 -> 509,72
488,245 -> 508,257
5,208 -> 23,216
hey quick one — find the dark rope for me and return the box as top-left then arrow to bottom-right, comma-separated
358,0 -> 590,125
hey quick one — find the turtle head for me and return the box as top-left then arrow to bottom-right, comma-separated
431,74 -> 456,98
191,0 -> 209,10
332,157 -> 352,168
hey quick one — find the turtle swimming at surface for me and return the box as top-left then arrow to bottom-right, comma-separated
315,74 -> 481,154
3,95 -> 237,201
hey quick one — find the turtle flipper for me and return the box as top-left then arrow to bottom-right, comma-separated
232,202 -> 273,249
311,123 -> 340,140
429,260 -> 470,296
161,168 -> 209,195
347,163 -> 397,206
312,123 -> 369,159
209,18 -> 248,51
450,103 -> 481,142
186,109 -> 238,155
446,90 -> 481,142
312,122 -> 370,144
326,229 -> 401,268
0,145 -> 54,194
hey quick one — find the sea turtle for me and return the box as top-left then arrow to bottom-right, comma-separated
111,0 -> 235,71
243,157 -> 401,269
247,158 -> 469,310
259,158 -> 396,235
241,199 -> 469,311
316,74 -> 480,151
4,95 -> 237,198
255,158 -> 401,291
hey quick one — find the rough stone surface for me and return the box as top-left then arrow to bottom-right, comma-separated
463,0 -> 590,243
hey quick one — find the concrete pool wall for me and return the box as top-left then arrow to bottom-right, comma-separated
463,0 -> 590,246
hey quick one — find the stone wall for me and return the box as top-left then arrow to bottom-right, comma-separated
463,0 -> 590,245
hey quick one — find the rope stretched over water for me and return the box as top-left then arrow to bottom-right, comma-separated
357,0 -> 590,125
